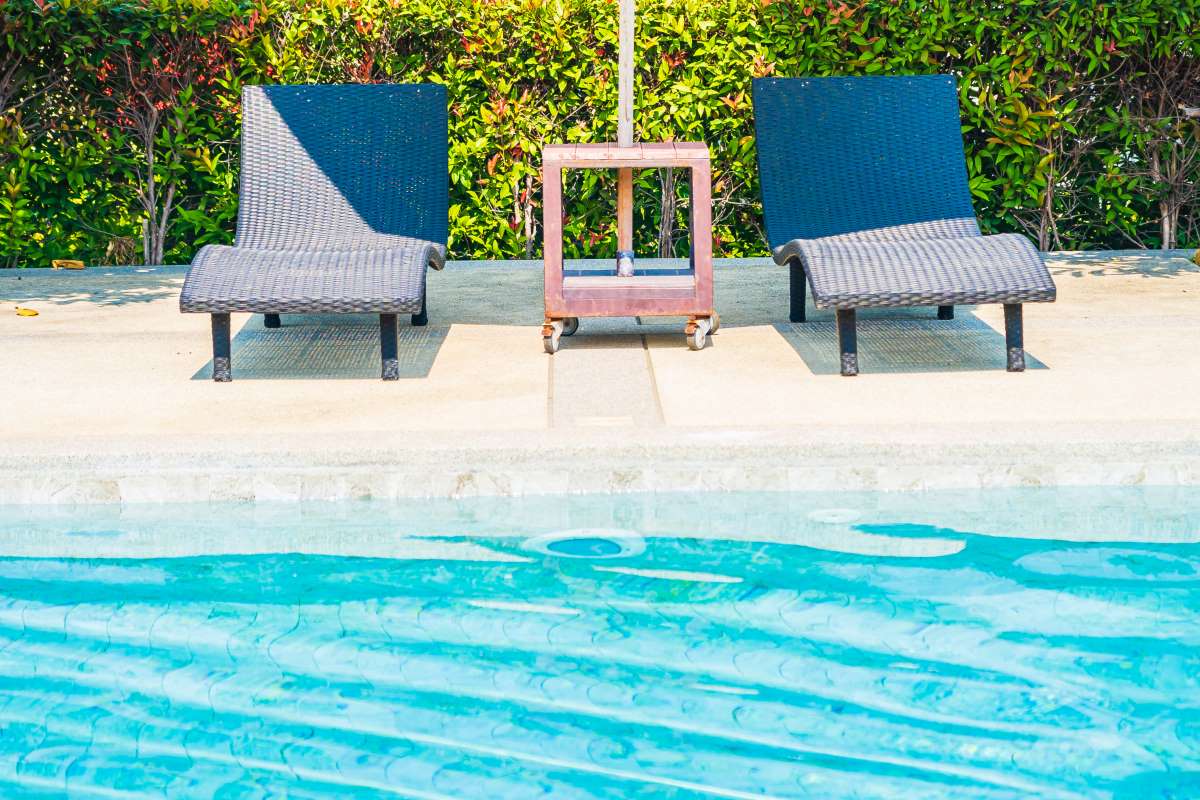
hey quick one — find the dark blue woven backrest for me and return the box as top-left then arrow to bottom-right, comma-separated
237,84 -> 448,250
752,75 -> 978,246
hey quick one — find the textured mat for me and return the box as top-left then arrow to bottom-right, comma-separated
191,314 -> 447,380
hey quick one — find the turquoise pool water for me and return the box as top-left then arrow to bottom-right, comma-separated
1,488 -> 1198,798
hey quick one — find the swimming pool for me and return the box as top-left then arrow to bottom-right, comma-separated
1,488 -> 1197,798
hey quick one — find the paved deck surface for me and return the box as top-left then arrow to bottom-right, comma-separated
3,252 -> 1199,503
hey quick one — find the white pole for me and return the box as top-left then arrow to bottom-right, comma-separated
615,0 -> 635,255
617,0 -> 634,148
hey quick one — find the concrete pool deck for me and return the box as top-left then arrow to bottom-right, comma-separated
2,251 -> 1199,504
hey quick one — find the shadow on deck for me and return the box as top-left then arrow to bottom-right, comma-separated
191,314 -> 447,380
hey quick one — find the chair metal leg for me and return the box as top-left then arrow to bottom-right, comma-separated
789,261 -> 807,323
264,313 -> 281,328
836,308 -> 858,376
1004,303 -> 1025,372
937,305 -> 954,320
411,294 -> 428,327
211,313 -> 232,382
380,314 -> 399,380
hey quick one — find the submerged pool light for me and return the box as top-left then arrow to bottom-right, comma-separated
522,528 -> 646,559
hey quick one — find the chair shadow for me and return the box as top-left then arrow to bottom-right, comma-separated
191,314 -> 447,380
776,313 -> 1047,375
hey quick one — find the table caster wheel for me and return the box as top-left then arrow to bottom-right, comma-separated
543,319 -> 565,354
709,313 -> 720,334
686,317 -> 712,351
562,317 -> 579,336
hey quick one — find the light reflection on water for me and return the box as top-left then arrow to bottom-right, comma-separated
0,488 -> 1197,798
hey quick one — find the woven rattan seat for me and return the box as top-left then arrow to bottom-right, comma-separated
779,233 -> 1055,309
180,83 -> 448,381
180,240 -> 442,315
753,75 -> 1056,375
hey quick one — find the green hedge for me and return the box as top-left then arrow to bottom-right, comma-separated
2,0 -> 1198,267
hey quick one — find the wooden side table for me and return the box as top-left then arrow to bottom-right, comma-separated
541,142 -> 718,352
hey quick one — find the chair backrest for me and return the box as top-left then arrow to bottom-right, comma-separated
752,75 -> 979,248
235,83 -> 448,250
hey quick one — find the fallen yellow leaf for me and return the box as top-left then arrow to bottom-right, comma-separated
15,307 -> 39,317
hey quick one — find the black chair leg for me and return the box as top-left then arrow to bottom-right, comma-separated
264,313 -> 281,328
380,313 -> 399,380
789,261 -> 807,323
937,305 -> 954,320
1004,303 -> 1025,372
836,308 -> 858,376
411,294 -> 428,327
211,313 -> 232,382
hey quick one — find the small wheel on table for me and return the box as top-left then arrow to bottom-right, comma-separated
543,319 -> 565,354
686,317 -> 713,351
709,313 -> 720,334
562,317 -> 580,336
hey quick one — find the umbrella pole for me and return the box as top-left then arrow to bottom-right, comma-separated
616,0 -> 634,252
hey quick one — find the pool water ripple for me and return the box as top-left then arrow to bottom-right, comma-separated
0,490 -> 1198,797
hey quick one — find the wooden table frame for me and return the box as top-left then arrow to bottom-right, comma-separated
541,142 -> 716,350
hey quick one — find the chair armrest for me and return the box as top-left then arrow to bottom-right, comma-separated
772,240 -> 805,267
428,243 -> 447,271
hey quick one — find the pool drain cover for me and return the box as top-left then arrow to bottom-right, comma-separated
523,529 -> 645,559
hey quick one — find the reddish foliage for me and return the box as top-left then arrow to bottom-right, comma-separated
350,51 -> 375,83
94,27 -> 230,134
751,54 -> 775,78
827,2 -> 854,23
227,9 -> 258,41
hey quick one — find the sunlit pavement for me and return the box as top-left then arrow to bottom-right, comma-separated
3,251 -> 1198,503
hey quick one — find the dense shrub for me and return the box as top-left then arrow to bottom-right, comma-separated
2,0 -> 1198,266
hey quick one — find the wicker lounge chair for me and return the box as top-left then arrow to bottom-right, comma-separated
752,75 -> 1056,376
180,84 -> 448,381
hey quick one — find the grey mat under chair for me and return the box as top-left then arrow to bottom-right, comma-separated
179,83 -> 448,381
752,74 -> 1056,375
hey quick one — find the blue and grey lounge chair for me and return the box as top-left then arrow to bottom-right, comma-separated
752,75 -> 1056,375
180,84 -> 448,381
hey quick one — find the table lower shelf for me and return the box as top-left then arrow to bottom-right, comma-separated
562,274 -> 696,302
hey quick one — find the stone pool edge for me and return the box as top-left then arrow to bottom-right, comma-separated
4,427 -> 1197,505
